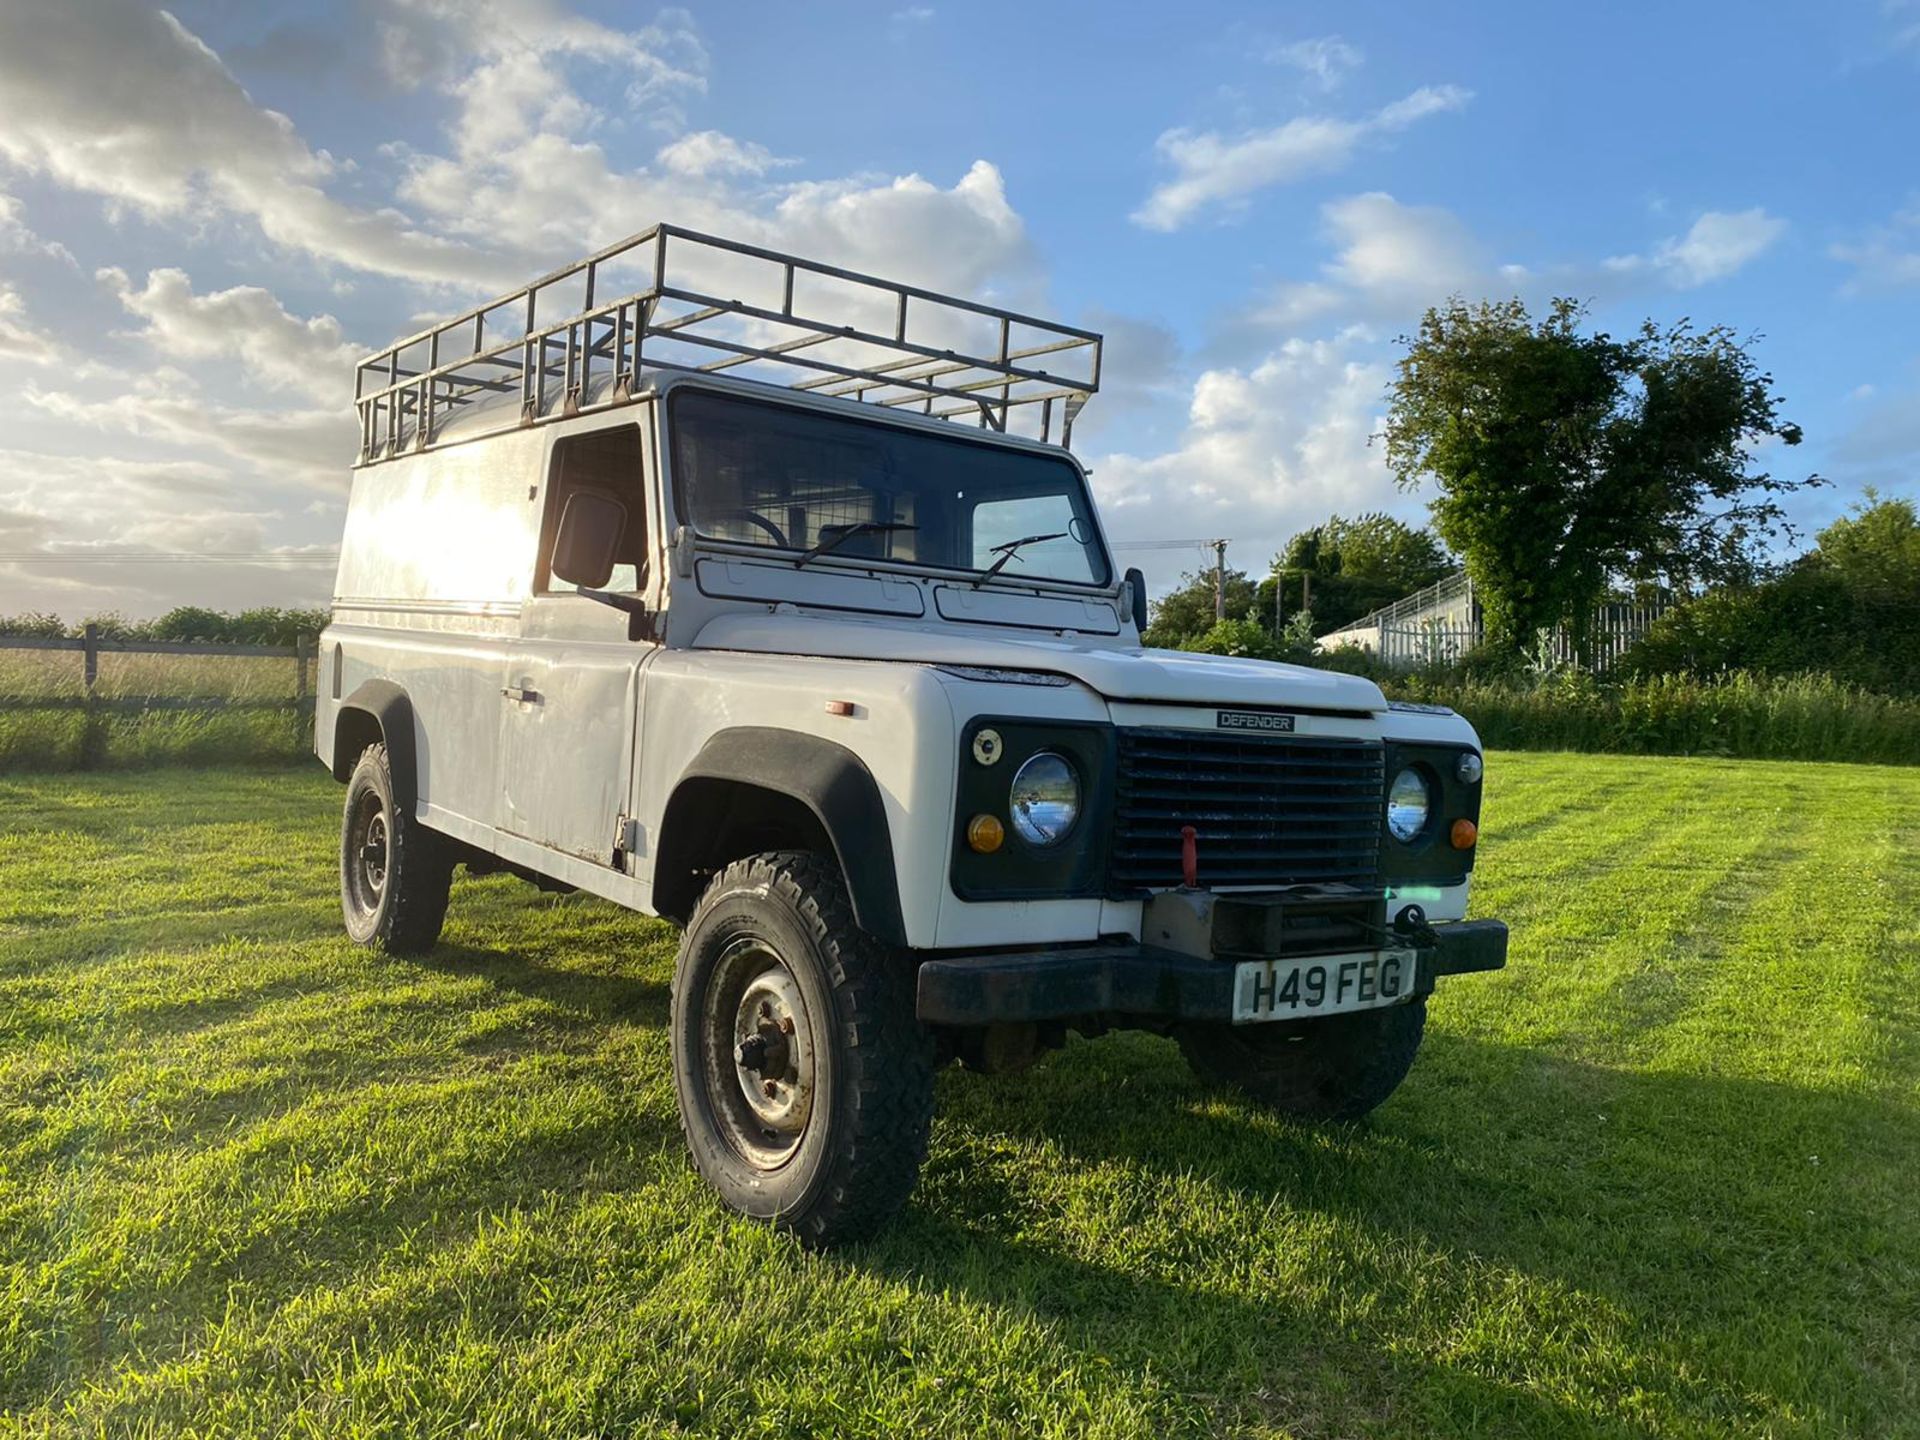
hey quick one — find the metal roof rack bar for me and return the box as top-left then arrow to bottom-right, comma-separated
353,223 -> 1102,463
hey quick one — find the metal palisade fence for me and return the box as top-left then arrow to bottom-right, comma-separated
1316,572 -> 1671,672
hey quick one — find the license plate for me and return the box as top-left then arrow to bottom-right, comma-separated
1232,949 -> 1418,1023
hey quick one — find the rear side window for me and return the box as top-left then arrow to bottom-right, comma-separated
537,425 -> 648,593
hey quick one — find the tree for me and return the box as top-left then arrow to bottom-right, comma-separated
1811,490 -> 1920,595
1382,297 -> 1819,656
1280,512 -> 1451,592
1144,567 -> 1257,648
1623,493 -> 1920,695
1272,512 -> 1453,634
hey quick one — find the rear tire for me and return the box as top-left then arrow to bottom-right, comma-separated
670,851 -> 933,1246
1179,998 -> 1427,1121
340,742 -> 453,954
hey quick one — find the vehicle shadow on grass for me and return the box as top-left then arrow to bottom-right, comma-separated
868,1030 -> 1917,1435
424,937 -> 672,1028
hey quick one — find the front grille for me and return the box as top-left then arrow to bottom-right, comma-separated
1109,729 -> 1384,895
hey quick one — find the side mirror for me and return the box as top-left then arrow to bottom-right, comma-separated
1125,566 -> 1149,634
551,491 -> 626,589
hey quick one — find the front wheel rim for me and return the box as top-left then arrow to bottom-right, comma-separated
700,935 -> 819,1171
345,790 -> 389,919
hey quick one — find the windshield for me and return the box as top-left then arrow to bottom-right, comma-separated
669,388 -> 1110,587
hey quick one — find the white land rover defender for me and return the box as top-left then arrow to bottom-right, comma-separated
317,226 -> 1507,1244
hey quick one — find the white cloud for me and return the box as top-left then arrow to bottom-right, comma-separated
1253,192 -> 1517,330
1605,208 -> 1786,288
0,2 -> 504,287
1888,0 -> 1920,52
1090,336 -> 1405,576
1249,194 -> 1788,344
1132,85 -> 1472,232
398,0 -> 708,159
658,131 -> 785,178
376,2 -> 1034,309
1269,36 -> 1363,91
0,449 -> 336,616
1317,193 -> 1488,298
24,378 -> 354,494
0,282 -> 50,360
100,268 -> 361,403
0,191 -> 74,264
0,1 -> 1056,616
1831,201 -> 1920,291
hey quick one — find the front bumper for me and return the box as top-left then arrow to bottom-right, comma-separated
914,918 -> 1508,1026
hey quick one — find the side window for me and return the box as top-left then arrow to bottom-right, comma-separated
538,425 -> 647,593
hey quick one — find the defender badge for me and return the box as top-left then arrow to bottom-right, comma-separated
1216,710 -> 1295,733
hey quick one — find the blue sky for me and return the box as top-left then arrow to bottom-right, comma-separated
0,0 -> 1914,616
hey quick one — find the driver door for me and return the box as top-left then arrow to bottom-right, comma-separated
498,420 -> 657,866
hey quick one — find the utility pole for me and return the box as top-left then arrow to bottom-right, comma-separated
1212,539 -> 1228,621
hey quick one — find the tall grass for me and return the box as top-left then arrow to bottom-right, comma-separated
1386,670 -> 1920,764
0,707 -> 311,773
0,647 -> 310,772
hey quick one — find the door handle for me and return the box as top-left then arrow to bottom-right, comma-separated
502,685 -> 541,704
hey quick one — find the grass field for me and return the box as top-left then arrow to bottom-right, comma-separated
2,754 -> 1917,1438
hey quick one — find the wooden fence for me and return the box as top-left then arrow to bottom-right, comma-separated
0,626 -> 317,767
0,625 -> 316,698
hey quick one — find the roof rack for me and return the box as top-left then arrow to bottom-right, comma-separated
354,223 -> 1102,464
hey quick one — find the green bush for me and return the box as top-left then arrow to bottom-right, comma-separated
1184,616 -> 1281,661
0,612 -> 68,640
0,606 -> 330,645
1619,496 -> 1920,696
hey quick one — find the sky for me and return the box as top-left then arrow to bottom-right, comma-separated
0,0 -> 1915,619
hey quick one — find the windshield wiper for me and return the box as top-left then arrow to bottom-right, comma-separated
972,532 -> 1069,587
793,520 -> 918,568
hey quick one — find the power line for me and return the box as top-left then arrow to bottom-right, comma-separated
0,552 -> 340,565
1109,537 -> 1233,618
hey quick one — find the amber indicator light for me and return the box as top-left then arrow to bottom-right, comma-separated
967,814 -> 1005,853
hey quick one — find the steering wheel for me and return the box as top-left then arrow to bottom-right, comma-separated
713,509 -> 790,549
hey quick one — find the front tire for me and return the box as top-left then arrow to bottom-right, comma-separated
340,742 -> 453,954
671,851 -> 933,1246
1179,998 -> 1427,1121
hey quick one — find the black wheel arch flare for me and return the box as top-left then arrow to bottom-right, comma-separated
332,679 -> 417,803
657,727 -> 907,947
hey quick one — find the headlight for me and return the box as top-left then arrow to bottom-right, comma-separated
1009,751 -> 1080,846
1456,751 -> 1483,784
1386,766 -> 1433,843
